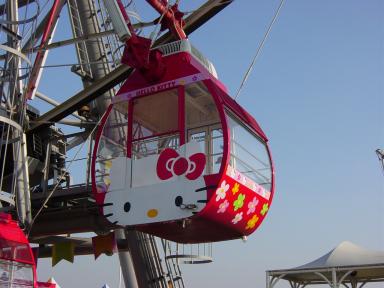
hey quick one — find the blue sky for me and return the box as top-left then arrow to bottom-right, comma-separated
34,0 -> 383,287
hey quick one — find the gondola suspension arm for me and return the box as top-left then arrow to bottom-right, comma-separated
104,0 -> 187,81
145,0 -> 186,40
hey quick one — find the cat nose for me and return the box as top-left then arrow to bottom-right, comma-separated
147,209 -> 158,218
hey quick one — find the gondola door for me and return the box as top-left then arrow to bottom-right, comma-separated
187,124 -> 223,176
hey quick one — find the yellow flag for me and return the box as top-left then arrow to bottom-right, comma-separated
52,242 -> 74,266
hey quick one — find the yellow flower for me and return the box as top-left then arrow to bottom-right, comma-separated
104,160 -> 112,169
246,215 -> 259,230
232,183 -> 240,195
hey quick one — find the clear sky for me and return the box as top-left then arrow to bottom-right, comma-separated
33,0 -> 383,287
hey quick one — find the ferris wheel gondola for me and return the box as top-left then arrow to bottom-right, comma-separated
91,39 -> 275,243
0,213 -> 36,287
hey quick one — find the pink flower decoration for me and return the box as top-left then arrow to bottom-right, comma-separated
217,200 -> 229,213
231,212 -> 243,224
247,197 -> 259,215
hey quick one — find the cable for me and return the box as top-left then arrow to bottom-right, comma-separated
376,149 -> 384,176
5,60 -> 116,70
149,2 -> 171,47
234,0 -> 286,100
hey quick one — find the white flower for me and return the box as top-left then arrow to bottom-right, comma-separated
215,180 -> 229,201
232,212 -> 243,224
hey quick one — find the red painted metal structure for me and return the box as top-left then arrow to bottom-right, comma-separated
145,0 -> 186,39
26,0 -> 65,100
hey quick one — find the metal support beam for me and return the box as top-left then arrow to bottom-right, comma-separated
32,235 -> 131,257
27,30 -> 116,53
35,90 -> 85,121
29,205 -> 114,236
73,0 -> 114,117
25,20 -> 155,54
0,0 -> 35,15
268,273 -> 287,288
28,0 -> 234,133
338,271 -> 354,287
116,229 -> 140,288
66,131 -> 92,150
332,268 -> 338,288
28,64 -> 131,133
155,0 -> 234,44
266,271 -> 270,288
5,0 -> 33,227
20,133 -> 32,224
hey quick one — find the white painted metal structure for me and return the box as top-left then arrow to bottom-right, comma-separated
266,242 -> 384,288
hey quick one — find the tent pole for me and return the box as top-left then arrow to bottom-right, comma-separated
332,268 -> 338,288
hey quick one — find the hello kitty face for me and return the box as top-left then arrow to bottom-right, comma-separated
102,141 -> 208,226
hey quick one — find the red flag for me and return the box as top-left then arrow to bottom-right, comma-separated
92,233 -> 116,260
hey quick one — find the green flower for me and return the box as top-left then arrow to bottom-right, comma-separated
260,203 -> 269,216
233,194 -> 245,211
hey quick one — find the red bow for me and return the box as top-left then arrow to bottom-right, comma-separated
156,148 -> 206,180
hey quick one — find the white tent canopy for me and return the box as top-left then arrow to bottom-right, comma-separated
266,241 -> 384,288
47,277 -> 61,288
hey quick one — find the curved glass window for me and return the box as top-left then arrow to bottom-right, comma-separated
0,259 -> 34,287
227,112 -> 272,191
185,81 -> 223,174
94,101 -> 129,190
132,89 -> 179,159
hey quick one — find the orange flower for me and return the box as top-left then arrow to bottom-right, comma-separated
246,215 -> 259,230
232,183 -> 240,195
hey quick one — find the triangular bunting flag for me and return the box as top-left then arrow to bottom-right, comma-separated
52,242 -> 74,266
92,232 -> 117,260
